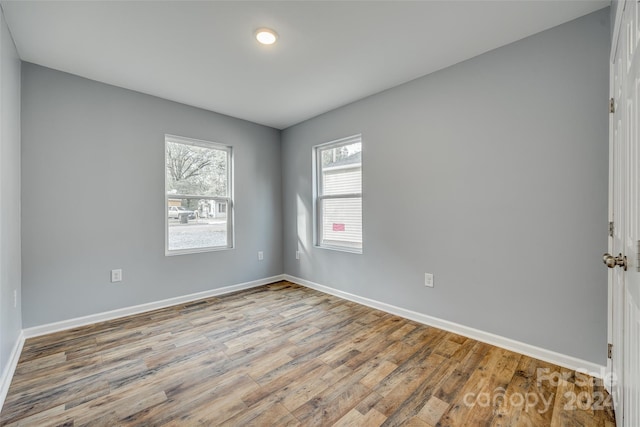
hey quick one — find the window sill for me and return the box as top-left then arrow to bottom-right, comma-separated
165,246 -> 234,256
315,244 -> 362,254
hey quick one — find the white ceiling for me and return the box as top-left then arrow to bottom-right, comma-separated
1,1 -> 609,129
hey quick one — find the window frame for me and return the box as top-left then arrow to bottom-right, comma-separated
165,134 -> 234,256
313,134 -> 363,254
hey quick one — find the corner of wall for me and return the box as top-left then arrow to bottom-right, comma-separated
0,4 -> 23,413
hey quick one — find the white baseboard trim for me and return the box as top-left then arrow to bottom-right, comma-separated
23,274 -> 285,339
12,272 -> 606,392
0,331 -> 25,413
284,274 -> 606,379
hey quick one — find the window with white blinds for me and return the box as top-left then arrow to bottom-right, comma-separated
314,135 -> 362,253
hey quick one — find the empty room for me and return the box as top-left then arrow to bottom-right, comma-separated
0,0 -> 637,426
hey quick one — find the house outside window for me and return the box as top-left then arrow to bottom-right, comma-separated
165,134 -> 233,255
314,135 -> 362,253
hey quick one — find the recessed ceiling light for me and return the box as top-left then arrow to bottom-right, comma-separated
255,28 -> 278,45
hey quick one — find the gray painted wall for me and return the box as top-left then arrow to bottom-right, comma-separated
282,9 -> 610,364
0,8 -> 21,378
611,0 -> 620,40
21,64 -> 282,327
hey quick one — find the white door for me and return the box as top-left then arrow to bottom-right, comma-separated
609,2 -> 640,426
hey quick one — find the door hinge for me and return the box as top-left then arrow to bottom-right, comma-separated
609,221 -> 615,237
610,97 -> 616,113
608,343 -> 613,359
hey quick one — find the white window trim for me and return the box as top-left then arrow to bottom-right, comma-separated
165,134 -> 234,256
313,134 -> 363,254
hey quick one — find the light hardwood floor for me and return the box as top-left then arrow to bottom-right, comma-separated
0,281 -> 616,426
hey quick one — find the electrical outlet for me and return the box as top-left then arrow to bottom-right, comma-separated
424,273 -> 434,288
13,290 -> 17,308
111,269 -> 122,283
258,251 -> 264,261
296,250 -> 300,260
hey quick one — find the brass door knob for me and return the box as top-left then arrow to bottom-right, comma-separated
603,253 -> 628,271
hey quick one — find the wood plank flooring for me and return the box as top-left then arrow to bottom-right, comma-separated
0,281 -> 616,426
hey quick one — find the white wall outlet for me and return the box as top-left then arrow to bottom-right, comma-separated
13,289 -> 17,308
425,273 -> 434,288
111,269 -> 123,283
296,250 -> 300,260
258,251 -> 264,261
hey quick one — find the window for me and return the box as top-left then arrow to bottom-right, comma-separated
165,135 -> 233,255
314,135 -> 362,252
